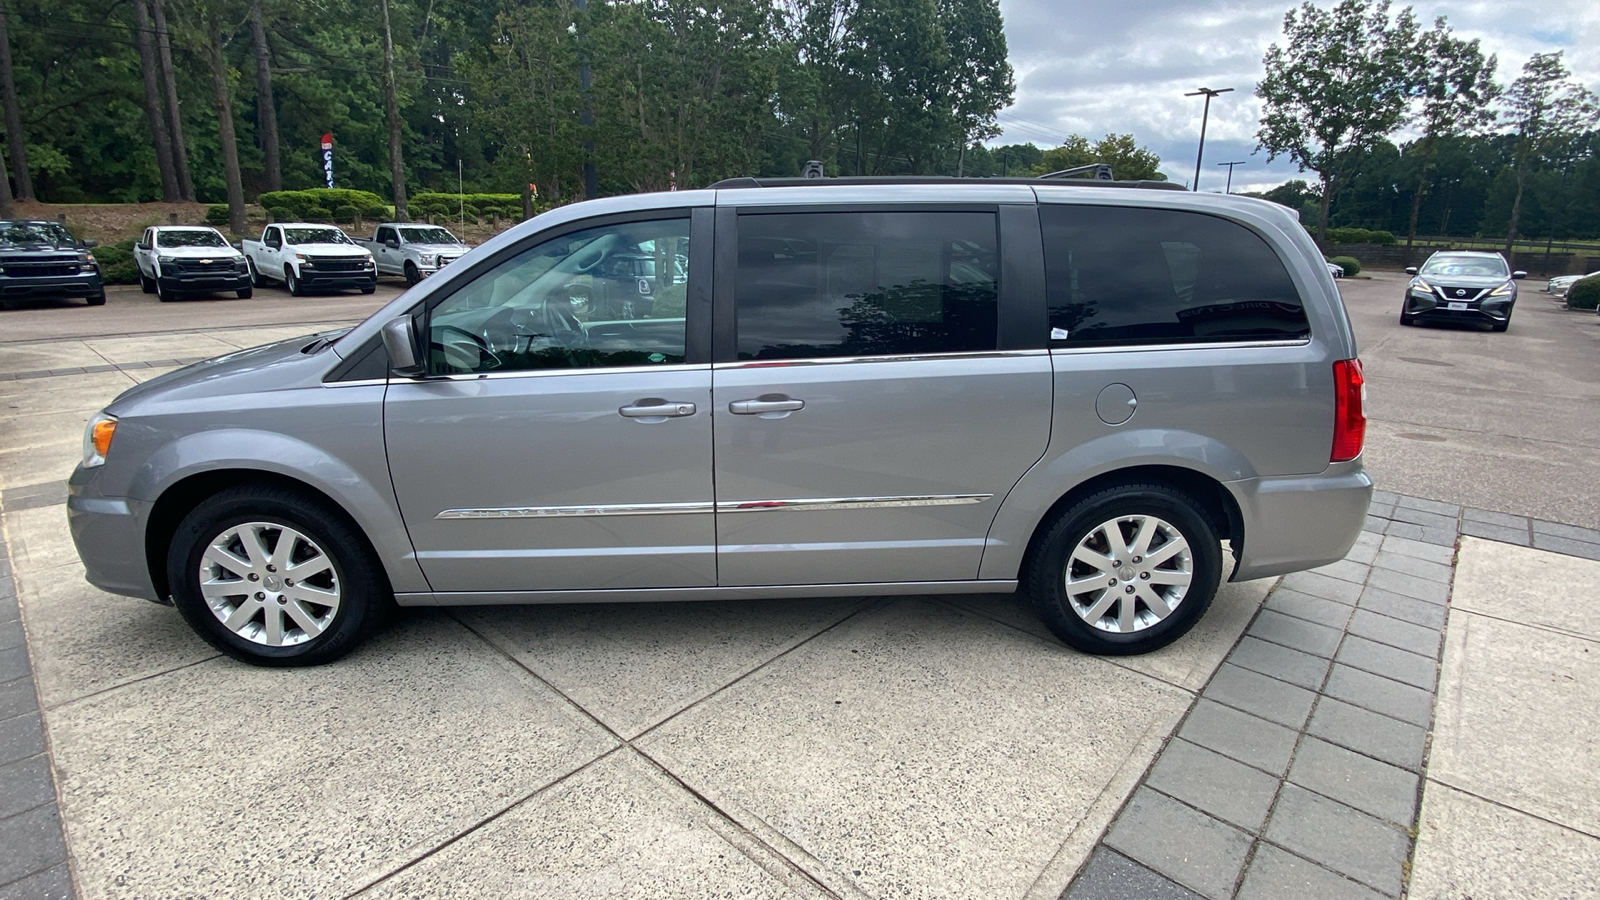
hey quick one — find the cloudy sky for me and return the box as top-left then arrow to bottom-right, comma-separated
991,0 -> 1600,193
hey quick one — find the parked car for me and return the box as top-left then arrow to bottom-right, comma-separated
1547,270 -> 1600,300
1326,262 -> 1344,279
241,223 -> 376,296
133,225 -> 251,302
1401,251 -> 1524,331
355,223 -> 469,285
0,219 -> 104,307
68,178 -> 1371,666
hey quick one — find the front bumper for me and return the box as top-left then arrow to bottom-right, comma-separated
66,469 -> 162,603
159,271 -> 251,292
1226,460 -> 1373,582
300,268 -> 377,290
0,273 -> 103,298
1403,292 -> 1513,324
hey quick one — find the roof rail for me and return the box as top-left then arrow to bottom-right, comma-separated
707,175 -> 1186,191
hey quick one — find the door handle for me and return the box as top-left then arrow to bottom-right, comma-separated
729,397 -> 805,416
619,399 -> 697,419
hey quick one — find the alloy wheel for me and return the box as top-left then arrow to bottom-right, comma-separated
1063,514 -> 1193,633
198,521 -> 341,646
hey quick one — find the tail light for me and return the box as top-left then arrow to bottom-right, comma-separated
1331,358 -> 1366,462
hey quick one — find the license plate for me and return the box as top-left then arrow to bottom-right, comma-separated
1448,301 -> 1468,311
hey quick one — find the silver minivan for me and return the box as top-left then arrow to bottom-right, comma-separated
68,178 -> 1372,666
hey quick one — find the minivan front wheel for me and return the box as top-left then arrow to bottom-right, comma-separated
167,485 -> 387,666
1026,484 -> 1221,655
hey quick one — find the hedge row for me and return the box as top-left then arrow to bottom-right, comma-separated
90,239 -> 140,285
411,192 -> 524,222
1324,227 -> 1397,246
1568,275 -> 1600,310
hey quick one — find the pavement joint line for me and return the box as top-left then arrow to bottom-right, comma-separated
1424,775 -> 1600,843
0,356 -> 215,382
0,318 -> 360,347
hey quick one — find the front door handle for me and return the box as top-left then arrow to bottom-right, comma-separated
729,396 -> 805,416
619,399 -> 697,419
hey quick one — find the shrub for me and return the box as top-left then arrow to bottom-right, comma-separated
334,204 -> 359,222
1328,255 -> 1361,276
91,239 -> 140,285
302,205 -> 331,221
257,188 -> 386,218
263,206 -> 292,223
361,204 -> 389,220
205,204 -> 230,226
1567,274 -> 1600,310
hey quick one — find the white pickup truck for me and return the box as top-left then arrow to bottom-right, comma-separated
240,223 -> 377,296
354,223 -> 469,285
133,225 -> 251,302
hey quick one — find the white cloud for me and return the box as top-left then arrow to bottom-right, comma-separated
992,0 -> 1600,190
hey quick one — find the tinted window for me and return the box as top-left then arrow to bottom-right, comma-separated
734,212 -> 999,360
1041,206 -> 1309,346
426,217 -> 690,375
376,227 -> 396,243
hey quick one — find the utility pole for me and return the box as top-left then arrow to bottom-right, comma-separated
1217,161 -> 1246,194
1185,87 -> 1232,192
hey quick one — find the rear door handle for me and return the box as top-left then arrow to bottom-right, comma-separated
619,399 -> 697,419
729,397 -> 805,416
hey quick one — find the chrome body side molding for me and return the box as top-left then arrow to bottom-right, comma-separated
436,493 -> 993,520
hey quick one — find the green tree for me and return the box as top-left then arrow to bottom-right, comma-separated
1499,52 -> 1598,255
1034,133 -> 1164,181
1403,18 -> 1497,261
1256,0 -> 1421,242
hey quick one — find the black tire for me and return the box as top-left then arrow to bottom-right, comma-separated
1399,312 -> 1414,326
139,273 -> 155,294
286,266 -> 304,296
360,285 -> 376,295
86,290 -> 107,307
167,484 -> 390,667
1491,313 -> 1510,332
155,278 -> 175,302
403,261 -> 420,286
247,257 -> 263,287
236,287 -> 253,299
1024,483 -> 1222,655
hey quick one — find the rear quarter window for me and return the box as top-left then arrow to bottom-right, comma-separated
1040,205 -> 1310,347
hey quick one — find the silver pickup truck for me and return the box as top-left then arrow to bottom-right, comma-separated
354,223 -> 469,285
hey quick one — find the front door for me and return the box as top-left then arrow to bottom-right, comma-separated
385,212 -> 713,594
711,208 -> 1053,586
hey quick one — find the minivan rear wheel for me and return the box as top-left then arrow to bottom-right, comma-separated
1026,483 -> 1221,655
167,485 -> 388,666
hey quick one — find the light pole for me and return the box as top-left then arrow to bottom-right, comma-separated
1186,87 -> 1233,192
1217,161 -> 1246,194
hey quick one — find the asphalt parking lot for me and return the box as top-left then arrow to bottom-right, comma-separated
2,268 -> 1598,898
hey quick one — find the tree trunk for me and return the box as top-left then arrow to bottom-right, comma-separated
1316,172 -> 1333,244
152,0 -> 195,201
1405,173 -> 1426,267
380,0 -> 407,221
206,22 -> 246,235
1504,167 -> 1526,261
133,0 -> 180,201
250,0 -> 280,192
0,3 -> 34,201
0,151 -> 14,218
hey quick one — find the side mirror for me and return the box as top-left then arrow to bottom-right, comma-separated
83,238 -> 99,248
382,316 -> 426,378
1404,267 -> 1417,275
385,239 -> 400,249
1511,271 -> 1527,280
136,242 -> 150,251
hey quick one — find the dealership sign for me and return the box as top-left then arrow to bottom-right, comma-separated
321,133 -> 334,188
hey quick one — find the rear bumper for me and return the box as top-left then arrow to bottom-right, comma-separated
1226,460 -> 1373,582
0,274 -> 103,297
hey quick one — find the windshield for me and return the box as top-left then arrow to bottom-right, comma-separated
157,229 -> 228,248
399,226 -> 461,245
283,227 -> 353,246
0,222 -> 75,246
1420,256 -> 1508,278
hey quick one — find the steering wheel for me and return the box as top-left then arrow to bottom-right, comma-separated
431,324 -> 501,373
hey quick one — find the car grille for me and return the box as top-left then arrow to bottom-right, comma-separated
0,258 -> 81,277
437,255 -> 460,267
168,258 -> 239,275
1431,284 -> 1487,302
314,256 -> 371,272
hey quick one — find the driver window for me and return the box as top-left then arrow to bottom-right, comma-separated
426,216 -> 691,375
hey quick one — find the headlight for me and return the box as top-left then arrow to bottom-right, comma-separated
1488,282 -> 1514,296
158,255 -> 176,265
1409,279 -> 1433,296
419,254 -> 437,266
363,257 -> 376,268
81,412 -> 117,468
